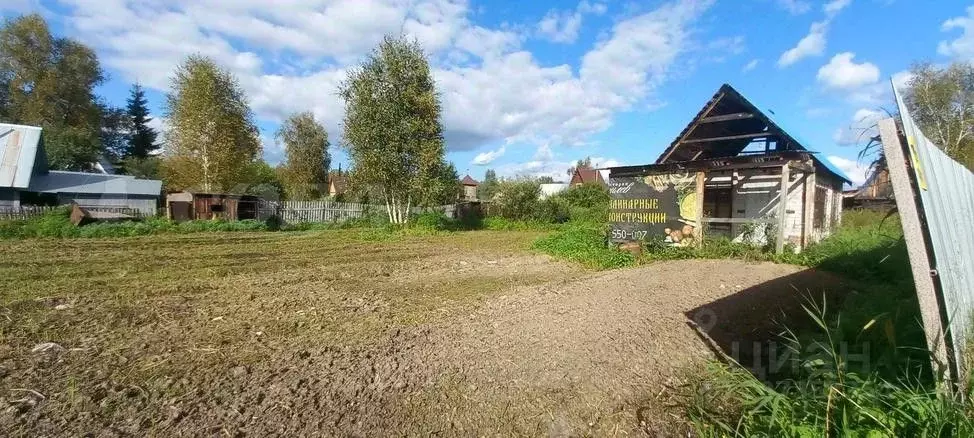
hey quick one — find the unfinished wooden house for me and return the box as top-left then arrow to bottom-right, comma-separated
607,84 -> 851,252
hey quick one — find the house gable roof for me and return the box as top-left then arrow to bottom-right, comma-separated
570,168 -> 605,185
329,174 -> 346,193
461,175 -> 479,186
655,84 -> 851,184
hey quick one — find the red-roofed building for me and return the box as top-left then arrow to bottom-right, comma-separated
569,168 -> 605,186
460,175 -> 479,201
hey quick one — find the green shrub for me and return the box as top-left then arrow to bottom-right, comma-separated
264,215 -> 284,231
490,180 -> 542,220
533,223 -> 635,270
562,183 -> 610,209
413,210 -> 456,231
533,197 -> 570,223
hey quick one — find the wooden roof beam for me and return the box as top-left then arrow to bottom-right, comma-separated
698,112 -> 755,123
681,132 -> 773,144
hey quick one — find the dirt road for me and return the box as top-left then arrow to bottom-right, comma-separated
0,231 -> 843,436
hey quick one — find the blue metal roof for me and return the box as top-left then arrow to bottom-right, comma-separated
752,93 -> 854,184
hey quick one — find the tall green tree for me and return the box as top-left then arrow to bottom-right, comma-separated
0,14 -> 104,170
566,156 -> 594,177
905,62 -> 974,169
126,83 -> 159,158
99,103 -> 130,161
245,159 -> 284,200
277,111 -> 330,200
480,169 -> 499,200
339,36 -> 451,224
163,55 -> 260,192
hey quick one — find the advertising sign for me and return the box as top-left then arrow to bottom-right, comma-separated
608,172 -> 699,245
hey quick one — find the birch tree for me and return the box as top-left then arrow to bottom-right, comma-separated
163,55 -> 260,192
339,36 -> 449,224
278,111 -> 330,200
906,62 -> 974,169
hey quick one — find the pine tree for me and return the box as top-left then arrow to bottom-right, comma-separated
480,169 -> 499,200
163,55 -> 260,192
126,83 -> 158,158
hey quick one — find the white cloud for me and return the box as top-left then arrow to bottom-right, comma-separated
705,35 -> 746,63
472,146 -> 506,165
534,144 -> 555,161
827,155 -> 870,186
776,0 -> 811,15
57,0 -> 711,166
495,154 -> 622,181
777,1 -> 853,68
833,107 -> 884,146
823,0 -> 852,17
891,70 -> 914,91
742,58 -> 760,72
0,0 -> 41,12
778,21 -> 827,67
536,1 -> 607,44
816,52 -> 880,90
537,10 -> 583,43
938,6 -> 974,61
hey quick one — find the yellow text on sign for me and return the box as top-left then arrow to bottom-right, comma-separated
610,199 -> 661,210
608,212 -> 668,224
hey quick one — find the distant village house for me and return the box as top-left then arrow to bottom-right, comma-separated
460,175 -> 478,201
0,123 -> 163,216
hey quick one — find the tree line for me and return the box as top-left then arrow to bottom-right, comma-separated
0,14 -> 158,172
1,15 -> 459,222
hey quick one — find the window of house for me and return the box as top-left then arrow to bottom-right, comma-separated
813,186 -> 827,229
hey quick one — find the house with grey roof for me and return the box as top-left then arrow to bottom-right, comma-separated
0,123 -> 163,216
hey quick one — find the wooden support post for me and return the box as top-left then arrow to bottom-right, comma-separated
879,118 -> 952,386
775,164 -> 790,254
695,171 -> 705,246
802,170 -> 816,248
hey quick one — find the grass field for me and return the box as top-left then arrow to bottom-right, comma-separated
0,229 -> 584,435
0,227 -> 851,436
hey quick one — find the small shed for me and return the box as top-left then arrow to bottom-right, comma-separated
607,84 -> 851,253
166,192 -> 261,222
460,175 -> 479,201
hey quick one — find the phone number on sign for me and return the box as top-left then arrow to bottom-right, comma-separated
610,229 -> 648,240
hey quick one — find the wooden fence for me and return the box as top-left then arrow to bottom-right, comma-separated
0,205 -> 148,221
258,200 -> 377,224
258,200 -> 458,224
0,205 -> 61,220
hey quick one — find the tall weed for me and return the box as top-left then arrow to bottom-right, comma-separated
533,223 -> 635,270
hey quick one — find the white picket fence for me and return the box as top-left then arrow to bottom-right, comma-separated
258,200 -> 458,224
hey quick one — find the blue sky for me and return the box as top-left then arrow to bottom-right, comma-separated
4,0 -> 973,186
